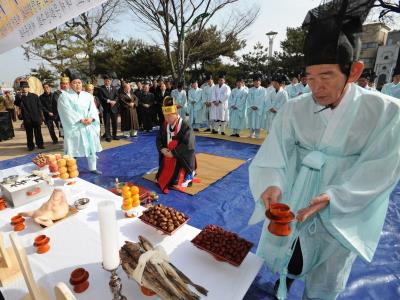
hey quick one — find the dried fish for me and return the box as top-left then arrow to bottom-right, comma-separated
120,236 -> 208,300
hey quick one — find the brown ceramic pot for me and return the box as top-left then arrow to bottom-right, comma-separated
33,235 -> 50,254
69,268 -> 90,293
11,215 -> 25,231
266,204 -> 295,236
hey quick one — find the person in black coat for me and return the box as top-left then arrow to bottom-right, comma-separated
154,81 -> 170,126
97,74 -> 119,142
118,82 -> 139,137
14,81 -> 44,151
139,82 -> 155,132
156,96 -> 196,193
39,83 -> 58,144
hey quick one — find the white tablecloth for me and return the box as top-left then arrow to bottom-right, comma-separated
0,163 -> 263,300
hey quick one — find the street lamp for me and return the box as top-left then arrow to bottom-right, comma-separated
266,31 -> 278,58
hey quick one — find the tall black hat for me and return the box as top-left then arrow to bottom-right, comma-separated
271,74 -> 286,84
218,72 -> 226,79
204,74 -> 213,81
190,78 -> 198,84
302,0 -> 375,68
252,74 -> 262,81
65,68 -> 82,81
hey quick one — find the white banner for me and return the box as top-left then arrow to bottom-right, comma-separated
0,0 -> 108,54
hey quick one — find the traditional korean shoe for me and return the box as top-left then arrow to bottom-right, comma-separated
221,132 -> 225,135
90,170 -> 102,175
105,137 -> 112,142
235,134 -> 240,137
38,145 -> 45,149
193,128 -> 199,132
211,129 -> 218,134
204,128 -> 211,132
230,134 -> 236,137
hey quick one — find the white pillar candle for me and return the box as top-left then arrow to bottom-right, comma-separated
98,201 -> 120,271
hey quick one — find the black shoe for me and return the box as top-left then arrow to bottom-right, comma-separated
90,170 -> 102,175
204,128 -> 211,132
112,136 -> 119,140
236,134 -> 240,137
211,129 -> 218,134
28,147 -> 34,151
193,128 -> 199,132
38,145 -> 45,149
105,137 -> 112,142
230,134 -> 236,137
221,132 -> 225,135
52,140 -> 58,144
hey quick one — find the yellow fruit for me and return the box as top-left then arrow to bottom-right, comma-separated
57,159 -> 66,167
59,167 -> 68,174
122,190 -> 131,198
63,155 -> 70,160
132,199 -> 140,207
132,194 -> 140,202
69,171 -> 79,178
122,203 -> 132,210
122,186 -> 130,193
60,173 -> 69,180
66,158 -> 76,167
130,186 -> 139,195
67,165 -> 78,172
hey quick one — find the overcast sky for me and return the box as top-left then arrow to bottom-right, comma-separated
0,0 -> 324,85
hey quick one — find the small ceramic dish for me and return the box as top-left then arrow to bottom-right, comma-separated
74,198 -> 90,210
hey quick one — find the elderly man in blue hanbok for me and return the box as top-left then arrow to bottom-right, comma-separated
264,75 -> 288,133
170,82 -> 187,119
57,70 -> 102,174
187,79 -> 203,131
381,66 -> 400,99
249,1 -> 400,299
200,74 -> 215,132
246,75 -> 267,139
228,77 -> 248,137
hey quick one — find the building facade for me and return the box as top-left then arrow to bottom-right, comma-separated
374,30 -> 400,87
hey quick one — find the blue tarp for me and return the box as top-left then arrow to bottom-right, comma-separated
1,132 -> 399,299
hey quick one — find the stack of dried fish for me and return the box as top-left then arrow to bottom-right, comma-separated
120,235 -> 208,300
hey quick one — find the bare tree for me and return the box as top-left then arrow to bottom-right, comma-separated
125,0 -> 259,82
22,0 -> 121,77
374,0 -> 400,18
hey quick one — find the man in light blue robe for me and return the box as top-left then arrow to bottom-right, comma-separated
246,75 -> 267,139
285,77 -> 300,99
57,70 -> 102,174
298,74 -> 311,95
228,77 -> 248,137
200,74 -> 214,132
187,79 -> 203,131
381,69 -> 400,99
249,1 -> 399,299
170,82 -> 187,119
264,75 -> 288,133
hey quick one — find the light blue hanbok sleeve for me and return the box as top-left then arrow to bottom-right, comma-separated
57,93 -> 81,130
321,102 -> 400,261
249,103 -> 296,224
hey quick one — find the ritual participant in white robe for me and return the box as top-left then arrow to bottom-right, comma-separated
249,1 -> 400,299
298,73 -> 311,95
264,75 -> 288,133
357,70 -> 377,91
187,79 -> 203,131
210,73 -> 231,135
285,77 -> 300,99
381,66 -> 400,99
57,69 -> 102,175
200,74 -> 214,132
228,77 -> 248,137
246,75 -> 267,139
170,82 -> 188,119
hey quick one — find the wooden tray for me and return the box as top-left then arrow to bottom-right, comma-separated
191,226 -> 253,267
138,215 -> 189,236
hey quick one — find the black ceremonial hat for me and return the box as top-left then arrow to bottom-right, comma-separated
302,0 -> 375,68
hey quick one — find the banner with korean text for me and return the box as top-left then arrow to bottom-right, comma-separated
0,0 -> 108,54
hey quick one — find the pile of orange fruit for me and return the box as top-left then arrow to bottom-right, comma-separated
58,155 -> 79,180
121,185 -> 140,211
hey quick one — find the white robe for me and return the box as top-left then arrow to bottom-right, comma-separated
201,83 -> 214,122
171,89 -> 188,119
58,90 -> 102,158
249,83 -> 400,299
285,83 -> 300,99
264,87 -> 288,132
228,87 -> 248,130
188,87 -> 203,125
246,86 -> 267,130
210,83 -> 231,121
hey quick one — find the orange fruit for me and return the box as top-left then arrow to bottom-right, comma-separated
122,190 -> 131,198
57,159 -> 66,167
130,186 -> 139,195
122,203 -> 132,210
132,199 -> 140,207
132,194 -> 140,202
59,167 -> 68,174
60,173 -> 69,180
69,171 -> 79,178
66,158 -> 76,167
67,165 -> 78,172
122,186 -> 130,193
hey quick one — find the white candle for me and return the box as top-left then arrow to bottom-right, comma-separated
98,201 -> 120,270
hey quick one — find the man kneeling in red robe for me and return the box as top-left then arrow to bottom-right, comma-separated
156,96 -> 196,193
